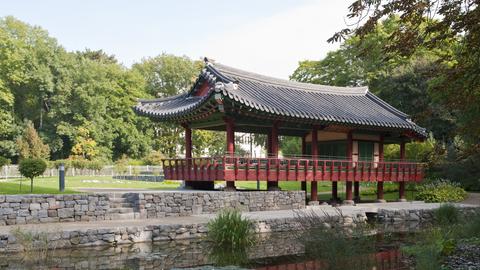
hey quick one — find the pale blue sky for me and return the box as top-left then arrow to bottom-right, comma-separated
1,0 -> 352,78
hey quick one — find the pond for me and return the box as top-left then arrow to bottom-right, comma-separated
0,225 -> 419,270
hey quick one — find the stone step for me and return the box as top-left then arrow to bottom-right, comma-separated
109,202 -> 134,208
107,212 -> 135,220
108,197 -> 129,204
107,208 -> 134,214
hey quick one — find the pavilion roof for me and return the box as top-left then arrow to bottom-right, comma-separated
134,58 -> 427,138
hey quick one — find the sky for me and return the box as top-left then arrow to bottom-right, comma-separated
1,0 -> 353,79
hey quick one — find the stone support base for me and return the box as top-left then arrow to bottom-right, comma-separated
342,200 -> 355,206
267,182 -> 281,191
185,181 -> 215,190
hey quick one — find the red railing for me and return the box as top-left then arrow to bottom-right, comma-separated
161,156 -> 424,182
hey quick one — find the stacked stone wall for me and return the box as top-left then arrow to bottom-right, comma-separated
0,191 -> 305,226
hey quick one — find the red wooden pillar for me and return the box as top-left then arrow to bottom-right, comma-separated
267,122 -> 280,191
331,181 -> 338,202
183,124 -> 193,189
398,140 -> 406,201
354,181 -> 360,202
377,136 -> 386,202
183,123 -> 214,190
301,135 -> 307,193
225,118 -> 236,191
310,126 -> 319,203
345,132 -> 354,204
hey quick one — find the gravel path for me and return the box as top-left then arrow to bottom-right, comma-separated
463,193 -> 480,205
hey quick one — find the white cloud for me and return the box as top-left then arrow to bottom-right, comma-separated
198,0 -> 352,79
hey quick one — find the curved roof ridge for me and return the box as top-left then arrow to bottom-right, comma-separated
207,61 -> 368,96
138,93 -> 189,103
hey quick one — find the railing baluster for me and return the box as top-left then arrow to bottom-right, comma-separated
295,159 -> 299,181
304,159 -> 308,181
267,158 -> 271,182
322,160 -> 326,181
287,159 -> 291,181
235,157 -> 239,181
276,158 -> 280,182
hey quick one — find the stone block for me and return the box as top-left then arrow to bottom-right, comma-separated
18,209 -> 29,217
6,196 -> 22,203
58,208 -> 74,218
48,210 -> 58,217
38,210 -> 48,218
29,203 -> 41,210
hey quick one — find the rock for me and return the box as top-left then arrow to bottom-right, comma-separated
29,203 -> 41,210
58,208 -> 74,218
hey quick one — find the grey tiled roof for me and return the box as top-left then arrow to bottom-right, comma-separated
134,59 -> 427,138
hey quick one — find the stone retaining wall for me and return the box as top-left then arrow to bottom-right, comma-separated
139,191 -> 305,218
0,233 -> 304,269
0,191 -> 305,226
0,211 -> 366,253
376,206 -> 478,223
0,194 -> 111,226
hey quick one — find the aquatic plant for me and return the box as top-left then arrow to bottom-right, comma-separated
294,208 -> 377,270
207,209 -> 255,249
434,204 -> 460,226
402,227 -> 455,270
11,227 -> 56,260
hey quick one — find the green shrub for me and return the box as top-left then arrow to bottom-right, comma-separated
85,159 -> 104,171
71,159 -> 88,170
402,227 -> 456,270
18,158 -> 47,193
458,211 -> 480,239
416,179 -> 467,202
434,204 -> 461,226
0,156 -> 10,167
143,150 -> 164,165
207,209 -> 255,249
50,159 -> 71,170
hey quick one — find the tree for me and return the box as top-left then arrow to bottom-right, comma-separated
18,158 -> 47,192
133,54 -> 225,157
292,16 -> 454,143
71,127 -> 99,160
16,121 -> 50,160
330,0 -> 479,143
133,53 -> 200,97
0,156 -> 10,167
328,1 -> 480,189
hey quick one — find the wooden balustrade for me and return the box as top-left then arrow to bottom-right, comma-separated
161,156 -> 424,182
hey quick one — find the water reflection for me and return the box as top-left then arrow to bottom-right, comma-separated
0,231 -> 412,270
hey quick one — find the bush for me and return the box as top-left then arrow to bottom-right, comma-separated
416,179 -> 467,203
207,209 -> 255,249
434,204 -> 460,226
0,156 -> 10,167
85,159 -> 104,171
50,159 -> 71,170
18,158 -> 47,193
143,150 -> 164,165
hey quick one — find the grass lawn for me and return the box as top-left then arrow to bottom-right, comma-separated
0,176 -> 415,201
234,180 -> 416,202
0,176 -> 181,194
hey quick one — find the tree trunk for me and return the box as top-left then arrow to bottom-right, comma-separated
30,178 -> 33,193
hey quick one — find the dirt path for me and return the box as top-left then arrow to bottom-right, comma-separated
463,193 -> 480,205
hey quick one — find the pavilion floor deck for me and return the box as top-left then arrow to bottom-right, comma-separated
162,156 -> 424,183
